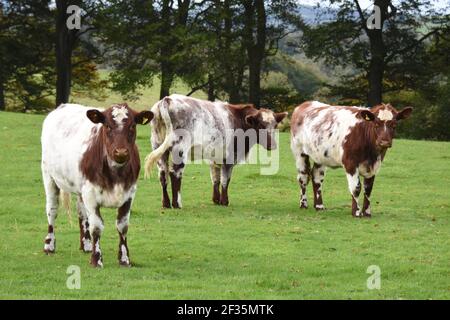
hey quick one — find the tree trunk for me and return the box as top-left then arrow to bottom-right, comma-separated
366,0 -> 390,107
55,0 -> 75,107
0,79 -> 5,111
367,35 -> 384,107
159,59 -> 174,99
207,74 -> 215,101
243,0 -> 266,107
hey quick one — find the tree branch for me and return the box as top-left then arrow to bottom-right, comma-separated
385,29 -> 441,64
353,0 -> 369,34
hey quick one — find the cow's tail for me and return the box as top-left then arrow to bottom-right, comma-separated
144,97 -> 174,179
60,191 -> 73,226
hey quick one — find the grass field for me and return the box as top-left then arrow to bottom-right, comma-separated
0,109 -> 449,299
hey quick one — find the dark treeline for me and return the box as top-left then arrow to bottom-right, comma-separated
0,0 -> 449,140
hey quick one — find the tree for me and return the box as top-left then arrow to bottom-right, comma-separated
301,0 -> 446,107
55,0 -> 102,106
0,1 -> 54,111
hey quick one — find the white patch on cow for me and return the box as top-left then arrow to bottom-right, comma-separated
378,109 -> 393,121
82,238 -> 92,252
261,111 -> 275,123
177,192 -> 182,208
292,104 -> 362,168
116,214 -> 130,234
359,156 -> 382,178
111,105 -> 128,128
310,101 -> 329,108
315,204 -> 325,210
120,244 -> 129,264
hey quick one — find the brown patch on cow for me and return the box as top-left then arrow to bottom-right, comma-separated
342,121 -> 379,175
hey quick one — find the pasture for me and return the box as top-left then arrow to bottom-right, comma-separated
0,110 -> 449,299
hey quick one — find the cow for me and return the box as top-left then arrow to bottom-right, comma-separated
41,103 -> 153,267
144,94 -> 287,208
290,101 -> 412,217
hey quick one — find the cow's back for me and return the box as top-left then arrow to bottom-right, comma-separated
41,104 -> 101,193
291,101 -> 363,167
151,94 -> 232,151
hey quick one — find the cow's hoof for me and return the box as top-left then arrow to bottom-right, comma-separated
352,210 -> 362,218
43,248 -> 55,255
363,212 -> 372,218
300,200 -> 308,209
90,259 -> 103,268
315,204 -> 325,211
119,260 -> 132,268
162,199 -> 171,208
213,198 -> 221,205
300,205 -> 308,209
220,201 -> 229,206
90,252 -> 103,268
44,237 -> 55,254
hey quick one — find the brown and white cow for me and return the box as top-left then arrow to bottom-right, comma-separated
41,103 -> 153,267
144,94 -> 287,208
290,101 -> 412,217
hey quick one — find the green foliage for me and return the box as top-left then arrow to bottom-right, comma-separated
0,111 -> 449,299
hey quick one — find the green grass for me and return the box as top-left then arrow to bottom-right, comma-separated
0,110 -> 449,300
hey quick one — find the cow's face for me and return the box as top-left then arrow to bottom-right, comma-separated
245,109 -> 288,150
87,104 -> 153,166
358,104 -> 413,150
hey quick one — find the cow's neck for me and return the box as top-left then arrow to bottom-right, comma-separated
345,122 -> 381,167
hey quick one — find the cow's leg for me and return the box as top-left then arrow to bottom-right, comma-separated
170,145 -> 188,209
210,162 -> 221,205
312,163 -> 326,211
346,171 -> 362,217
362,176 -> 375,218
43,173 -> 59,254
220,164 -> 234,206
77,195 -> 92,252
117,198 -> 132,267
295,153 -> 310,209
157,151 -> 171,208
82,192 -> 104,267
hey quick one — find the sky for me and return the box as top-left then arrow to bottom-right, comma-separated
298,0 -> 449,10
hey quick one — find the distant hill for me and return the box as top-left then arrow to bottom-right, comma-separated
298,5 -> 336,25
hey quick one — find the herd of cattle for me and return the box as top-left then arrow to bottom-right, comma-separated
41,94 -> 412,267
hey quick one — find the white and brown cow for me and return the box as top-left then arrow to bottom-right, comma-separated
41,103 -> 153,267
144,94 -> 287,208
290,101 -> 412,217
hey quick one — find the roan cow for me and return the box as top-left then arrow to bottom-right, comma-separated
290,101 -> 412,217
41,103 -> 153,267
144,94 -> 287,208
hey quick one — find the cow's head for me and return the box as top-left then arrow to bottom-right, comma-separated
86,104 -> 153,166
245,108 -> 288,150
358,103 -> 413,150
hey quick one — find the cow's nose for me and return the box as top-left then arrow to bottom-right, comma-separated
114,148 -> 129,163
379,140 -> 392,148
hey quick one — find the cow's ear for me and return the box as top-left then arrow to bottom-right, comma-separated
245,113 -> 260,127
275,112 -> 288,123
358,110 -> 376,122
135,111 -> 154,125
86,110 -> 105,124
396,107 -> 413,121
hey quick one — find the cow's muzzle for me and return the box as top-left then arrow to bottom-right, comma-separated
114,148 -> 130,164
